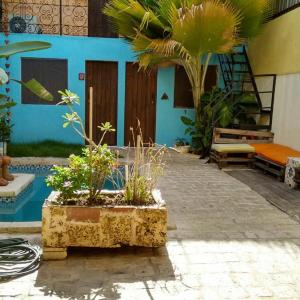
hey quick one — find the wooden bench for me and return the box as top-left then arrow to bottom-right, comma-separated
210,128 -> 274,169
253,144 -> 300,181
254,155 -> 286,181
212,128 -> 274,145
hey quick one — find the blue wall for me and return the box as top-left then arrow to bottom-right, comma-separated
1,33 -> 215,147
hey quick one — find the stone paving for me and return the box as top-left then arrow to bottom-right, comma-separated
2,152 -> 300,299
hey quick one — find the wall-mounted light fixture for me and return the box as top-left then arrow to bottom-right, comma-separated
161,92 -> 169,100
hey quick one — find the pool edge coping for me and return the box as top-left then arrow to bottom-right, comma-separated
0,221 -> 41,233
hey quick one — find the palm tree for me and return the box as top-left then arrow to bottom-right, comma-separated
104,0 -> 272,122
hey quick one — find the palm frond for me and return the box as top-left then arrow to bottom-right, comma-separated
138,52 -> 179,69
148,38 -> 190,60
158,0 -> 181,26
104,0 -> 166,39
172,0 -> 241,56
226,0 -> 272,39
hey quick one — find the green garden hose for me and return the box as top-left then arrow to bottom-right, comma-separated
0,238 -> 41,281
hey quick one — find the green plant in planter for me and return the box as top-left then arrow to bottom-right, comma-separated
46,90 -> 116,204
122,128 -> 166,204
47,146 -> 116,203
181,87 -> 238,156
175,138 -> 189,147
0,117 -> 12,141
47,90 -> 167,205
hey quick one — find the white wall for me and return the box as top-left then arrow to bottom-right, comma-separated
272,74 -> 300,151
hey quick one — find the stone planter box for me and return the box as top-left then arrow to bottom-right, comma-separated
42,190 -> 167,260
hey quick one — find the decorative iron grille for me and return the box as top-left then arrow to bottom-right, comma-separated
0,0 -> 88,36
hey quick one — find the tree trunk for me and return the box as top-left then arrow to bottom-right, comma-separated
189,53 -> 213,123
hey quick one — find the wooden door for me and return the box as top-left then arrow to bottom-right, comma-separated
125,63 -> 157,145
86,61 -> 118,145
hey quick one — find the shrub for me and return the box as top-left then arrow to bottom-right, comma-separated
122,128 -> 166,204
46,146 -> 116,203
46,90 -> 166,205
46,90 -> 116,203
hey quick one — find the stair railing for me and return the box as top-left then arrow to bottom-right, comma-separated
218,46 -> 277,130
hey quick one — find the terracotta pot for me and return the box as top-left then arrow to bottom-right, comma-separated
174,145 -> 190,154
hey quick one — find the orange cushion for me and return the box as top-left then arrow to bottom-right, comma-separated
252,143 -> 300,166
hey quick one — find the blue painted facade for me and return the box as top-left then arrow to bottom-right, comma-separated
0,33 -> 218,146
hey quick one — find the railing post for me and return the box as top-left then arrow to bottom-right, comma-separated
269,75 -> 277,130
272,0 -> 300,19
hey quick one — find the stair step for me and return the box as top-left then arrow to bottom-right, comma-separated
235,102 -> 260,107
232,52 -> 245,56
261,109 -> 271,114
224,70 -> 250,74
232,90 -> 256,93
220,61 -> 247,65
224,80 -> 252,83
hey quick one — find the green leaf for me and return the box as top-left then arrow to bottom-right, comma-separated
228,0 -> 273,39
218,105 -> 233,128
12,79 -> 53,101
184,128 -> 192,135
0,94 -> 8,101
59,90 -> 80,105
0,41 -> 51,58
0,102 -> 16,110
98,122 -> 116,132
181,116 -> 194,126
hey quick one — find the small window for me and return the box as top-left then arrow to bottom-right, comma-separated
174,65 -> 218,108
21,58 -> 68,105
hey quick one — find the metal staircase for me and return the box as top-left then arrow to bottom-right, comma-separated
218,46 -> 276,131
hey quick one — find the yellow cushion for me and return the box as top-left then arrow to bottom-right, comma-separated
212,143 -> 255,153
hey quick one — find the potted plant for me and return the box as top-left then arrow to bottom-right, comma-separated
42,90 -> 167,260
174,138 -> 190,154
0,115 -> 12,155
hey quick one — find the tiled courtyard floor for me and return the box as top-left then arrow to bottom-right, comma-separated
2,153 -> 300,299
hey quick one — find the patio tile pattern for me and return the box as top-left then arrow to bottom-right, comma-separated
1,152 -> 300,299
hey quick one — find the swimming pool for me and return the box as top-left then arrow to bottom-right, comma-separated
0,166 -> 120,222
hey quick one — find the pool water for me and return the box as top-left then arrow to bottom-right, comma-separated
0,166 -> 120,222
